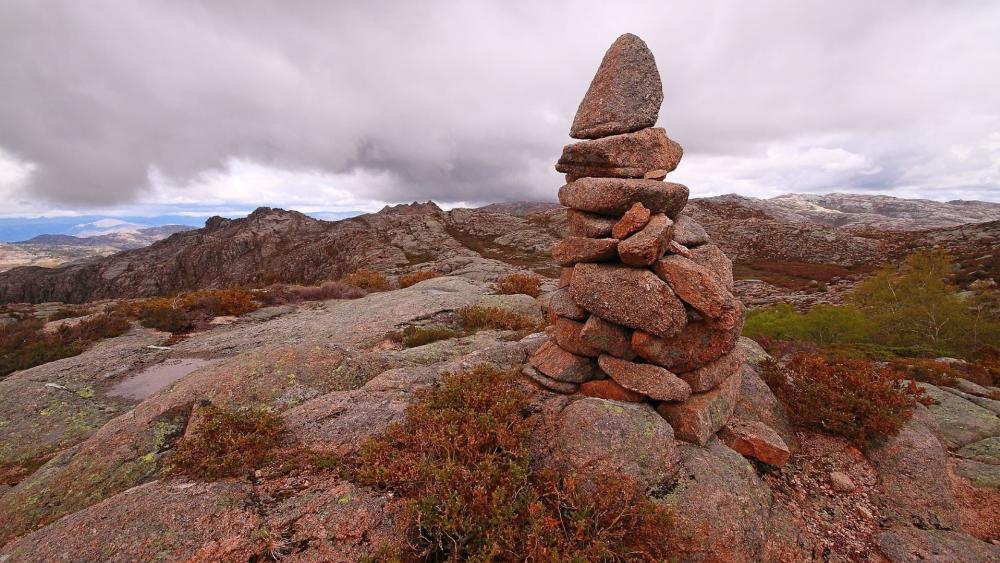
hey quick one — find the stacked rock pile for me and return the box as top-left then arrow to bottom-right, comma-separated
523,33 -> 746,446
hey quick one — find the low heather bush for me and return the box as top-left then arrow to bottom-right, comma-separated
0,313 -> 131,378
168,405 -> 284,480
762,352 -> 930,446
493,272 -> 543,298
340,269 -> 390,291
123,288 -> 260,333
389,325 -> 458,348
399,270 -> 440,289
350,365 -> 674,561
458,305 -> 541,332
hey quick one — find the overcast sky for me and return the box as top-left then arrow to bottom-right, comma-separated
1,0 -> 999,218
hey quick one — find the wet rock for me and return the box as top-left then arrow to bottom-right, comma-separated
579,315 -> 636,360
569,33 -> 663,139
552,317 -> 601,357
556,127 -> 683,179
618,213 -> 674,267
689,243 -> 734,291
528,340 -> 594,383
566,209 -> 617,238
598,354 -> 691,402
678,346 -> 745,393
579,378 -> 646,402
654,254 -> 741,328
719,420 -> 791,467
611,202 -> 651,239
558,178 -> 688,218
570,262 -> 687,338
547,287 -> 587,321
673,214 -> 709,247
631,306 -> 743,372
657,369 -> 742,446
551,236 -> 618,266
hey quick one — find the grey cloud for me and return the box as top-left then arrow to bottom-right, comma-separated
0,0 -> 998,210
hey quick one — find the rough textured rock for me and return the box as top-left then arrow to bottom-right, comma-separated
643,169 -> 667,180
556,127 -> 683,179
528,340 -> 594,383
578,378 -> 645,402
551,236 -> 618,266
956,436 -> 1000,465
569,33 -> 663,139
877,527 -> 1000,563
558,178 -> 689,218
550,398 -> 678,489
598,354 -> 691,402
954,458 -> 1000,489
618,213 -> 674,266
566,209 -> 616,238
829,471 -> 856,493
673,214 -> 709,247
919,383 -> 1000,449
654,254 -> 740,328
688,243 -> 735,291
553,317 -> 601,357
657,369 -> 742,445
719,420 -> 791,467
579,314 -> 636,360
558,267 -> 573,288
570,262 -> 687,338
611,202 -> 651,239
678,346 -> 745,393
631,305 -> 744,372
547,287 -> 587,321
522,364 -> 578,394
731,356 -> 799,452
658,440 -> 773,562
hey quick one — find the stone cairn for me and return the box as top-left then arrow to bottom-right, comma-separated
523,33 -> 747,446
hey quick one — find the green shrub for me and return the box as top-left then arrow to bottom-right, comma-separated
350,365 -> 674,561
744,303 -> 871,345
168,405 -> 284,480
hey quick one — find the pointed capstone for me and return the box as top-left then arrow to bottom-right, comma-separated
570,33 -> 663,139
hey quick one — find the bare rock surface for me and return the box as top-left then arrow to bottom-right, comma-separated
598,354 -> 691,402
558,178 -> 689,218
631,307 -> 743,372
552,317 -> 601,357
566,209 -> 616,238
618,213 -> 673,266
657,369 -> 742,445
551,236 -> 618,266
720,420 -> 790,466
570,262 -> 687,338
578,378 -> 645,402
579,314 -> 636,360
655,254 -> 740,328
528,339 -> 594,383
556,127 -> 683,179
611,202 -> 651,239
677,345 -> 744,393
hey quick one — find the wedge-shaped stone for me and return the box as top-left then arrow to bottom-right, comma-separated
570,262 -> 687,338
672,214 -> 709,247
678,346 -> 745,393
654,255 -> 741,328
612,202 -> 651,239
551,236 -> 618,266
619,213 -> 673,266
689,244 -> 734,291
570,33 -> 663,139
579,378 -> 646,402
580,315 -> 636,360
657,370 -> 742,446
548,287 -> 587,321
599,354 -> 691,402
553,317 -> 601,357
556,127 -> 683,179
567,209 -> 617,238
522,364 -> 577,394
559,178 -> 688,218
558,267 -> 573,288
719,420 -> 791,467
632,304 -> 744,372
528,339 -> 594,383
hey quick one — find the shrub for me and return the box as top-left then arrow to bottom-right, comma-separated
124,288 -> 260,333
458,305 -> 541,332
132,298 -> 194,333
744,303 -> 871,346
168,405 -> 284,480
493,273 -> 543,298
762,352 -> 931,446
47,307 -> 86,322
178,288 -> 258,317
389,325 -> 458,348
289,281 -> 367,301
350,365 -> 674,561
340,269 -> 390,291
399,270 -> 440,288
0,313 -> 132,378
888,358 -> 961,387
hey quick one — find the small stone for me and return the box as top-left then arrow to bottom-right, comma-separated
580,315 -> 636,360
678,346 -> 745,393
556,127 -> 683,179
554,317 -> 601,357
830,471 -> 856,493
689,244 -> 734,291
528,340 -> 594,383
548,287 -> 587,321
567,209 -> 617,238
654,255 -> 741,328
619,213 -> 674,267
667,240 -> 691,257
570,262 -> 687,338
631,305 -> 744,372
569,33 -> 663,139
612,202 -> 651,239
673,215 -> 709,247
719,420 -> 791,467
579,378 -> 646,402
657,369 -> 742,446
522,364 -> 578,394
643,169 -> 667,180
599,354 -> 691,402
551,236 -> 618,266
558,267 -> 573,288
559,178 -> 688,218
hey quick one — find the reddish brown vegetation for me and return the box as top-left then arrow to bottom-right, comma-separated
734,260 -> 866,290
399,270 -> 440,288
258,281 -> 367,304
119,288 -> 260,333
340,269 -> 390,291
0,313 -> 131,378
457,305 -> 542,332
168,405 -> 285,480
493,272 -> 544,297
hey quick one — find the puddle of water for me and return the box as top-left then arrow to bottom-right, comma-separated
108,358 -> 213,401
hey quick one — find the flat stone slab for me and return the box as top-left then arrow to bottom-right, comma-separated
557,127 -> 683,179
551,236 -> 618,266
522,364 -> 577,394
558,178 -> 688,218
673,214 -> 709,247
632,309 -> 743,372
688,244 -> 734,291
567,209 -> 616,238
598,354 -> 691,402
719,420 -> 790,467
570,262 -> 687,339
528,339 -> 594,383
547,287 -> 587,321
618,213 -> 673,267
657,370 -> 742,446
919,383 -> 1000,449
553,316 -> 601,357
580,315 -> 636,360
579,378 -> 646,402
955,437 -> 1000,465
654,255 -> 741,329
678,346 -> 745,393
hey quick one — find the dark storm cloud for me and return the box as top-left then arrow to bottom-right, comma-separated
0,0 -> 998,213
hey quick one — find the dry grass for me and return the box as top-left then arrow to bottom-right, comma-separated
493,272 -> 543,297
340,269 -> 390,291
457,305 -> 541,332
388,325 -> 459,348
120,288 -> 260,333
399,270 -> 440,288
258,281 -> 367,304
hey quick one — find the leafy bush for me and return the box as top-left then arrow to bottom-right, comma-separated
458,305 -> 541,332
389,325 -> 458,348
350,365 -> 674,561
0,313 -> 132,378
130,298 -> 195,333
744,303 -> 871,346
168,405 -> 284,480
340,269 -> 390,291
123,288 -> 260,333
888,358 -> 961,387
493,273 -> 543,298
399,270 -> 440,288
762,352 -> 931,446
178,288 -> 258,317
